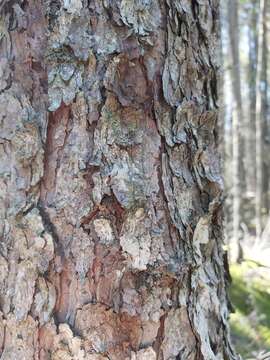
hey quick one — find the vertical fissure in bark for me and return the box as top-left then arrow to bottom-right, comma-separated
36,201 -> 65,260
40,103 -> 71,204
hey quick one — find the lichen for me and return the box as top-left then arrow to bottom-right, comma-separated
120,0 -> 161,36
48,64 -> 83,111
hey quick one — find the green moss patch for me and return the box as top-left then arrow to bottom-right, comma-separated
229,262 -> 270,358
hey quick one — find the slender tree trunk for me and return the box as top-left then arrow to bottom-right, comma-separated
0,1 -> 238,359
228,0 -> 243,262
247,0 -> 258,195
255,0 -> 267,239
220,0 -> 233,257
261,2 -> 269,213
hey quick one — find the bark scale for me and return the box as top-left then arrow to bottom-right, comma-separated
0,1 -> 238,359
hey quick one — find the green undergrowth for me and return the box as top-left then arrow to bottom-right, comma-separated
229,261 -> 270,358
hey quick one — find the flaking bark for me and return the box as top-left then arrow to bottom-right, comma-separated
0,1 -> 238,359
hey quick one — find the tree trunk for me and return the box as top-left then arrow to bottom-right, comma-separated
255,0 -> 267,239
247,0 -> 258,195
228,0 -> 243,262
0,1 -> 238,359
261,1 -> 269,214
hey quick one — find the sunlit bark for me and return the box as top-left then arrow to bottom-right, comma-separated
0,1 -> 238,359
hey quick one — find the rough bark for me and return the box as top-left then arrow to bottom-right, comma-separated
0,1 -> 238,359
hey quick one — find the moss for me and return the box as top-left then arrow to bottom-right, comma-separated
229,263 -> 270,357
229,275 -> 252,315
230,314 -> 260,357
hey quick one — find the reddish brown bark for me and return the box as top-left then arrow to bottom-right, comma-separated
0,1 -> 238,359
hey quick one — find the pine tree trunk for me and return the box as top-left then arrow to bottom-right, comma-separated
247,0 -> 258,195
261,1 -> 269,214
228,0 -> 243,262
0,1 -> 238,359
255,0 -> 267,239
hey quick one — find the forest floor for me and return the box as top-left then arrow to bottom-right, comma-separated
229,261 -> 270,358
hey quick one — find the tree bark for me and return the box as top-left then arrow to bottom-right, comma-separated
0,1 -> 238,359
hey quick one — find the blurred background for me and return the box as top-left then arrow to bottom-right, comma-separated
221,0 -> 270,358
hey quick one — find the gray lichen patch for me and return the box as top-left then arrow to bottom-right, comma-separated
110,157 -> 147,209
48,64 -> 83,111
46,0 -> 92,112
47,2 -> 92,59
93,19 -> 122,56
120,0 -> 161,36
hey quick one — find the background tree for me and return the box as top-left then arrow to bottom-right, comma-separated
247,0 -> 258,195
219,0 -> 270,357
227,0 -> 244,262
223,0 -> 270,257
255,0 -> 267,239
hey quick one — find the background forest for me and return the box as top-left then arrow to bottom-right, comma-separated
222,0 -> 270,358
